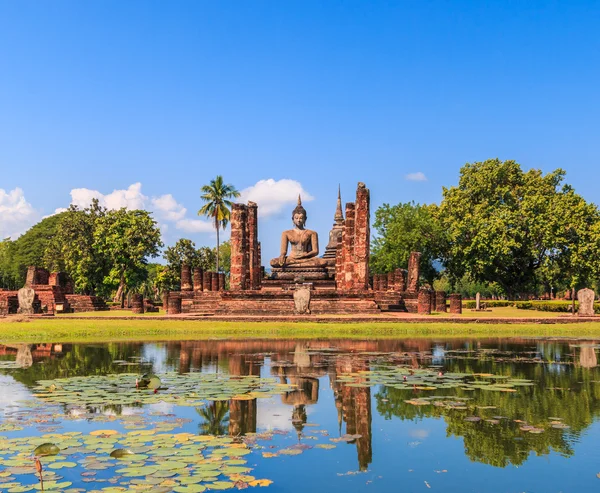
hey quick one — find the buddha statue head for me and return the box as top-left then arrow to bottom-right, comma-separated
292,195 -> 307,229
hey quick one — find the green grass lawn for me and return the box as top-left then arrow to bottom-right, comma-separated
59,309 -> 163,317
443,306 -> 565,318
2,316 -> 600,343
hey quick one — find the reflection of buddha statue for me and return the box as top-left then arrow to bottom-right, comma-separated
270,196 -> 328,268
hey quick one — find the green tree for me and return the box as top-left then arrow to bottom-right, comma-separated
438,159 -> 599,298
43,200 -> 110,295
370,202 -> 444,284
94,209 -> 163,305
0,214 -> 65,289
198,176 -> 240,273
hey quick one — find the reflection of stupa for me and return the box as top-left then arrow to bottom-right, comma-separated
331,356 -> 373,471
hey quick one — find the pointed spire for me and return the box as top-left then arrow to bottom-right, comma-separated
334,185 -> 344,223
298,194 -> 302,206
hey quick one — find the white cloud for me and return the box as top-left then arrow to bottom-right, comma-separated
0,187 -> 39,239
151,194 -> 187,222
238,179 -> 314,217
405,172 -> 428,182
70,182 -> 148,210
175,218 -> 215,233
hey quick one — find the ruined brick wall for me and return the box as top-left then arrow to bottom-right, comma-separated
336,183 -> 371,292
394,268 -> 406,292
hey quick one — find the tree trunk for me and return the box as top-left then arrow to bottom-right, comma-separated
571,287 -> 576,316
114,276 -> 126,307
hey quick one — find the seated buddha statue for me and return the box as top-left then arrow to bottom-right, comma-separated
270,196 -> 328,268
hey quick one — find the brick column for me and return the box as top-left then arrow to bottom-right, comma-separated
162,293 -> 169,314
352,183 -> 370,291
407,252 -> 421,292
434,291 -> 447,312
417,288 -> 432,314
247,202 -> 260,290
193,267 -> 203,292
343,203 -> 356,291
181,264 -> 193,291
167,294 -> 182,314
131,294 -> 144,314
211,272 -> 219,292
218,273 -> 226,291
203,271 -> 212,292
230,204 -> 248,291
449,294 -> 462,314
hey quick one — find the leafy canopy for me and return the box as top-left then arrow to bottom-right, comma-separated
370,201 -> 445,284
437,159 -> 600,296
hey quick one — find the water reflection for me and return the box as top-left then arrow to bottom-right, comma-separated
1,337 -> 600,473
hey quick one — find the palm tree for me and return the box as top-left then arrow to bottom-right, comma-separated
198,176 -> 240,273
196,401 -> 230,436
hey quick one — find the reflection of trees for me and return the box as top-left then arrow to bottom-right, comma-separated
197,401 -> 230,436
2,343 -> 147,387
375,355 -> 600,468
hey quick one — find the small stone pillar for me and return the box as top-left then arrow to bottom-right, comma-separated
193,267 -> 203,292
218,273 -> 226,291
449,294 -> 462,314
407,252 -> 421,292
181,264 -> 193,291
435,291 -> 447,313
131,294 -> 144,314
162,293 -> 169,314
475,292 -> 481,310
578,288 -> 595,317
211,272 -> 219,292
417,288 -> 432,315
387,271 -> 395,291
203,271 -> 212,292
168,293 -> 182,314
395,268 -> 406,292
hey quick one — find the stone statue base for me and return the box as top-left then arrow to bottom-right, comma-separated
270,266 -> 331,281
293,285 -> 311,314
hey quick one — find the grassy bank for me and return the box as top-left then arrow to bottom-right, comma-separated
2,317 -> 600,343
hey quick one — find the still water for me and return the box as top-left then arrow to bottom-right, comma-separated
1,337 -> 600,492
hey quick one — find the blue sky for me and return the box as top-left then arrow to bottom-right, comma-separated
1,1 -> 599,262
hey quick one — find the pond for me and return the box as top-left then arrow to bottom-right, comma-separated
1,337 -> 600,492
